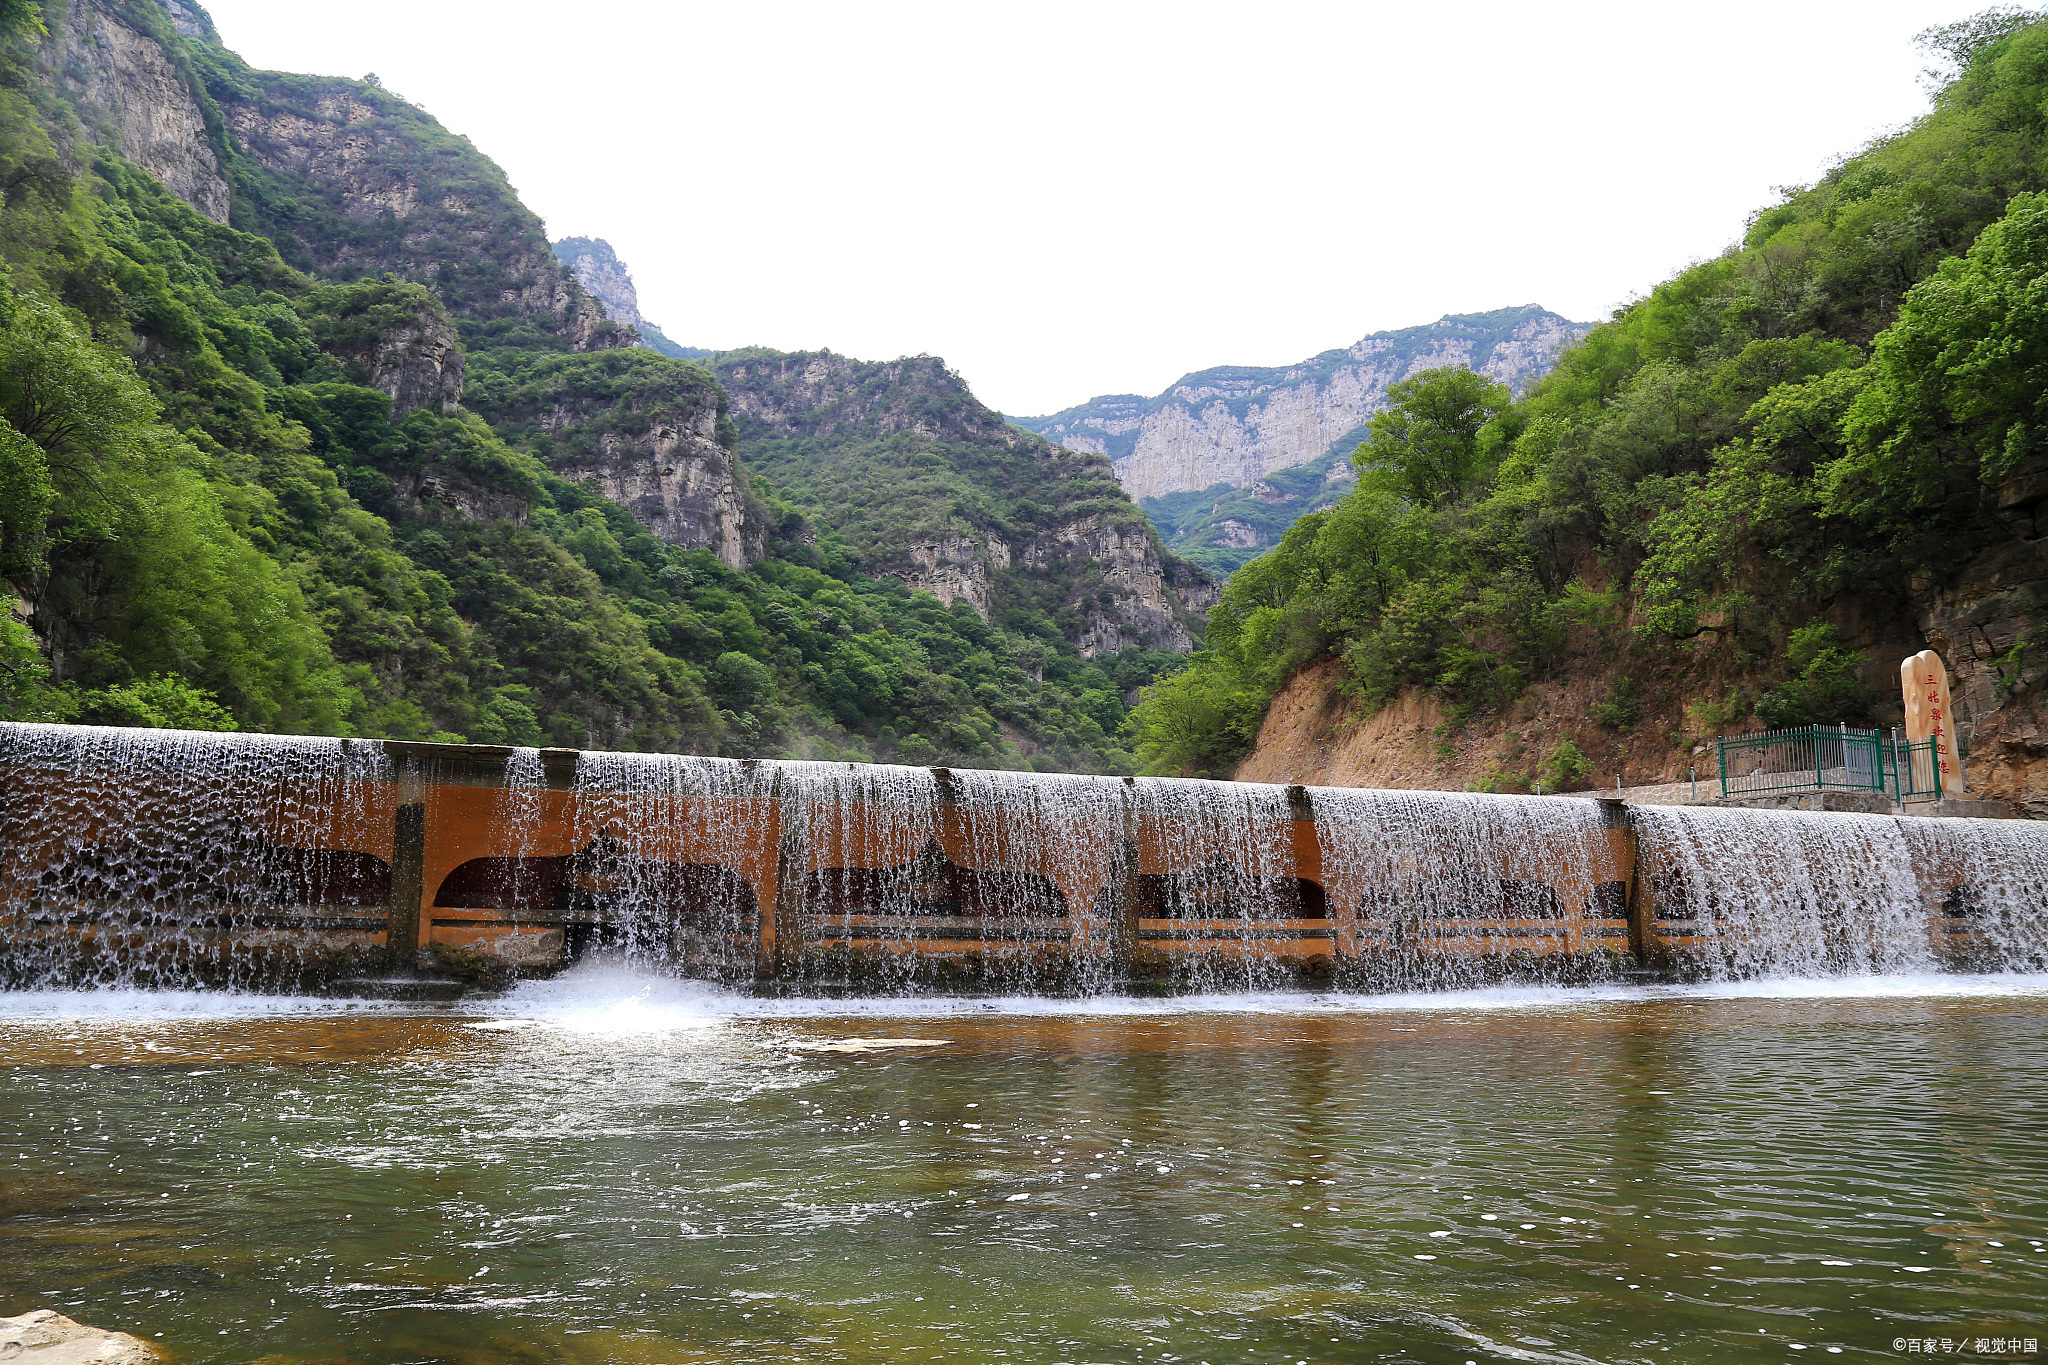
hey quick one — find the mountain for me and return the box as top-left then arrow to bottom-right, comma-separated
1012,306 -> 1588,503
1132,10 -> 2048,817
1139,447 -> 1358,577
0,0 -> 1198,772
550,236 -> 710,360
710,349 -> 1213,658
540,242 -> 1213,657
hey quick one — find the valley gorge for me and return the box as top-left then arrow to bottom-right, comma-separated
0,0 -> 1202,771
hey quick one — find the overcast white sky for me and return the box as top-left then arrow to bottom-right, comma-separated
196,0 -> 2005,416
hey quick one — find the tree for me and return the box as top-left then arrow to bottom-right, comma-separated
1756,624 -> 1875,728
0,1 -> 42,41
1355,367 -> 1512,506
77,675 -> 238,731
1829,192 -> 2048,542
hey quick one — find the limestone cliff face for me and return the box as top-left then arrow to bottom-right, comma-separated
714,350 -> 1212,655
1021,519 -> 1196,655
356,305 -> 462,418
552,237 -> 646,336
1016,305 -> 1588,502
903,534 -> 1007,616
552,407 -> 757,571
196,64 -> 622,351
307,286 -> 465,418
35,0 -> 230,223
466,350 -> 763,570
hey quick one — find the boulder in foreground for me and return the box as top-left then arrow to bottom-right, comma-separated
0,1310 -> 162,1364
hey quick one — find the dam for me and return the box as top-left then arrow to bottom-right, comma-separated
3,721 -> 2044,992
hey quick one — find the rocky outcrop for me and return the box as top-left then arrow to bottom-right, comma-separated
159,0 -> 213,39
467,350 -> 762,569
196,61 -> 622,350
1023,519 -> 1196,655
356,306 -> 462,417
1016,305 -> 1589,502
717,350 -> 1028,446
553,237 -> 646,336
555,420 -> 757,571
35,0 -> 231,223
0,1309 -> 162,1364
713,349 -> 1213,655
904,534 -> 1007,615
305,281 -> 464,417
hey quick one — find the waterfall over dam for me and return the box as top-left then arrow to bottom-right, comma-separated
2,723 -> 2043,992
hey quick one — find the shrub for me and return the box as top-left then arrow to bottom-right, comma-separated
1539,738 -> 1590,792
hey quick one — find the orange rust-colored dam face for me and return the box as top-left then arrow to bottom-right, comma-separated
1,725 -> 2041,990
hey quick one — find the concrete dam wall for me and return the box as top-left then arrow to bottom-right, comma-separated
2,724 -> 2044,992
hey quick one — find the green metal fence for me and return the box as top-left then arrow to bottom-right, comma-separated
1887,734 -> 1946,804
1715,725 -> 1944,804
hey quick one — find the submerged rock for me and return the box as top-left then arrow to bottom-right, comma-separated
0,1310 -> 161,1363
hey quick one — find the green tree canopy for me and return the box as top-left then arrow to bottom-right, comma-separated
1354,366 -> 1512,506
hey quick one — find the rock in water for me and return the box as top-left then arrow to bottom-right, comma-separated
0,1310 -> 162,1363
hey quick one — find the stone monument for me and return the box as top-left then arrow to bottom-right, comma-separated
1901,649 -> 1966,795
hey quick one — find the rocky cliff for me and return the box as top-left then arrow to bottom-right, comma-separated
552,236 -> 646,335
177,37 -> 621,353
0,0 -> 1191,769
302,280 -> 465,417
714,350 -> 1212,655
1139,446 -> 1358,576
1016,306 -> 1588,502
96,10 -> 760,568
465,348 -> 764,569
550,236 -> 702,359
33,0 -> 230,222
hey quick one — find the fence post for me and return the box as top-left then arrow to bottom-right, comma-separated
1716,735 -> 1728,799
1812,725 -> 1823,794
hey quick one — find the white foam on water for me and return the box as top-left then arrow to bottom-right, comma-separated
0,986 -> 408,1021
467,960 -> 734,1034
6,958 -> 2046,1026
6,961 -> 2047,1026
468,959 -> 2048,1025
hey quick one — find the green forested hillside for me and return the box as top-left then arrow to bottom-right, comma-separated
0,0 -> 1174,771
1134,10 -> 2048,785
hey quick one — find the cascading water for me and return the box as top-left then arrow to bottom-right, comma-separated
6,719 -> 2048,994
0,722 -> 391,988
1897,815 -> 2048,972
921,766 -> 1127,995
558,749 -> 778,981
1631,805 -> 1941,978
1125,774 -> 1306,992
1310,788 -> 1622,989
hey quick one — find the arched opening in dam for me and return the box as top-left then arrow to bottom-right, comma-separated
4,722 -> 2043,993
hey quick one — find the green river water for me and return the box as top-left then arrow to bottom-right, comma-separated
3,967 -> 2045,1364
